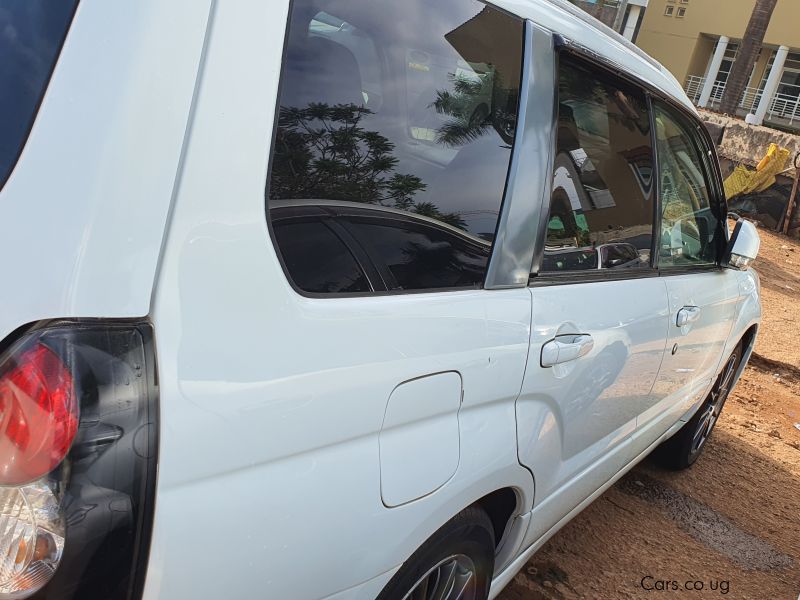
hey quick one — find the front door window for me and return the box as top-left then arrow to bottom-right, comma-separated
653,102 -> 723,268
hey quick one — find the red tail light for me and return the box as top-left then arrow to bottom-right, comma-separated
0,342 -> 78,485
0,321 -> 157,600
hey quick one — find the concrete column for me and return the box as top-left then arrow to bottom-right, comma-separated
612,0 -> 630,33
699,36 -> 729,108
753,45 -> 790,126
622,4 -> 642,41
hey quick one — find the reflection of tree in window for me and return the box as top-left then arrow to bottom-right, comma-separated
266,0 -> 526,291
270,103 -> 466,229
431,69 -> 517,147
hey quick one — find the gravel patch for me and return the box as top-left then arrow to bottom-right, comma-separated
617,472 -> 792,572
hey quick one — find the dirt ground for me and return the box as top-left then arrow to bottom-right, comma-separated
499,226 -> 800,600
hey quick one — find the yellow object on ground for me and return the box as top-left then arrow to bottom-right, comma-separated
724,143 -> 791,199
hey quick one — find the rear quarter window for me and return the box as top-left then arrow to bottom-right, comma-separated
0,2 -> 78,190
272,218 -> 371,294
345,217 -> 489,291
266,0 -> 524,295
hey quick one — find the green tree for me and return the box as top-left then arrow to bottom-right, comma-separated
270,103 -> 424,206
431,71 -> 517,147
270,102 -> 465,228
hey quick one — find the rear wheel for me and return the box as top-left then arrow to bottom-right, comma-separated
377,506 -> 495,600
653,342 -> 743,470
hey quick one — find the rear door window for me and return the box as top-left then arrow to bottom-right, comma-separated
0,2 -> 78,190
541,55 -> 655,274
267,0 -> 524,294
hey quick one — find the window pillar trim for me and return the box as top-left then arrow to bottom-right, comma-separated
647,93 -> 663,268
484,20 -> 556,289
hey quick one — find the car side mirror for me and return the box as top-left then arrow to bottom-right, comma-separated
724,219 -> 760,270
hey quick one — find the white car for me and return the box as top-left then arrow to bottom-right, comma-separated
0,1 -> 761,599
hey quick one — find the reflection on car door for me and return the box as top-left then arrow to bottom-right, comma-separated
641,102 -> 738,437
647,273 -> 739,430
515,54 -> 669,547
517,278 -> 669,546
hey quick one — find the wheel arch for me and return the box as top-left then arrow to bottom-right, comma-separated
395,483 -> 531,581
722,267 -> 761,389
475,487 -> 520,551
731,322 -> 759,386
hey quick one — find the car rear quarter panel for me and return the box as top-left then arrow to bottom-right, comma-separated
0,0 -> 211,340
144,1 -> 534,598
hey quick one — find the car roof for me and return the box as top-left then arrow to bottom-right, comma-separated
491,0 -> 695,112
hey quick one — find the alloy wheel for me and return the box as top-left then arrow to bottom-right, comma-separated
402,554 -> 477,600
691,352 -> 739,454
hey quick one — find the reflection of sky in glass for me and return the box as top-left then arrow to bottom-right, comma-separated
0,2 -> 77,188
270,0 -> 522,242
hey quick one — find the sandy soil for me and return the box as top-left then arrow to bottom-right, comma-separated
499,226 -> 800,600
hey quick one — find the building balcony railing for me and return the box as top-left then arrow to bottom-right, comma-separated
685,75 -> 800,127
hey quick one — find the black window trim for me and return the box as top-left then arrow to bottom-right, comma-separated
529,268 -> 662,288
646,93 -> 663,270
341,220 -> 401,292
325,216 -> 390,291
529,38 -> 730,288
269,207 -> 496,299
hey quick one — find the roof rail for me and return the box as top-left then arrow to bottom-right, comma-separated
539,0 -> 663,71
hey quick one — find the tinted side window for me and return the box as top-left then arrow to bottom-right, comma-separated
272,220 -> 370,293
346,218 -> 488,291
267,0 -> 524,293
541,57 -> 655,273
653,103 -> 722,268
0,2 -> 78,191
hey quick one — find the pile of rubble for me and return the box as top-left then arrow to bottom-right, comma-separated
700,109 -> 800,236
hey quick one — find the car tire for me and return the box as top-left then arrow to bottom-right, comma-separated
377,505 -> 495,600
653,342 -> 744,470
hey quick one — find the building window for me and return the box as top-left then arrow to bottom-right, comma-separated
757,50 -> 800,118
676,7 -> 686,17
708,41 -> 739,86
664,6 -> 675,16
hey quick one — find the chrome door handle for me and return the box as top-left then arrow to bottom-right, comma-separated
541,334 -> 594,368
676,306 -> 701,327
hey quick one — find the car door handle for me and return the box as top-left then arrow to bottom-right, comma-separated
676,306 -> 701,327
541,334 -> 594,368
